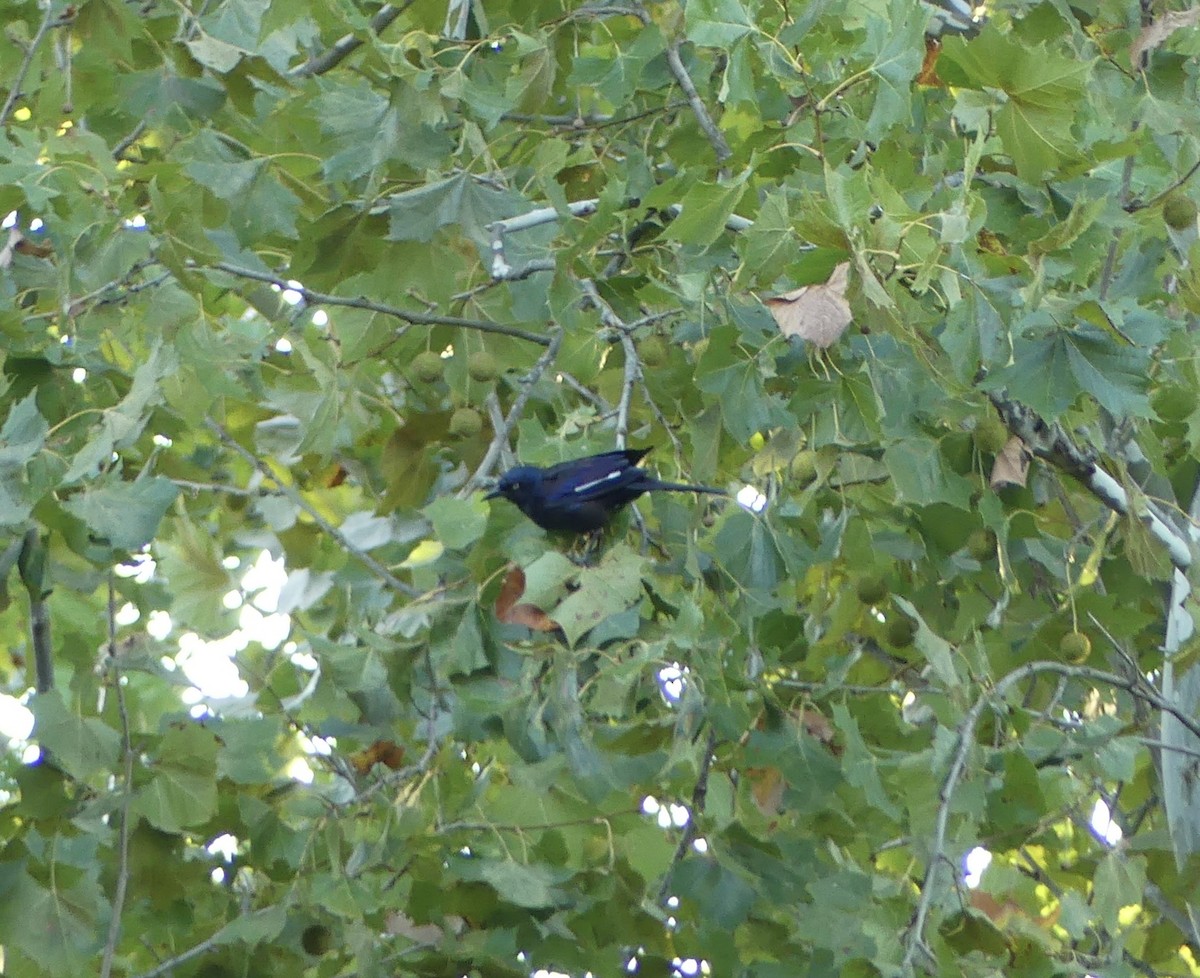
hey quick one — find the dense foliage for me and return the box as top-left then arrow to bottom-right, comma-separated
2,0 -> 1200,976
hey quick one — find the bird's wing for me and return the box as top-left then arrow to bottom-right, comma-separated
540,449 -> 650,503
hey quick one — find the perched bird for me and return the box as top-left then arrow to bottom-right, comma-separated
486,448 -> 724,534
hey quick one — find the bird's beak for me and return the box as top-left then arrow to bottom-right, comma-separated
483,487 -> 501,500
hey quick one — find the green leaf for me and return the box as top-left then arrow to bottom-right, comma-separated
0,861 -> 97,973
424,495 -> 488,549
156,515 -> 235,634
662,175 -> 749,248
132,725 -> 219,832
31,692 -> 121,781
64,477 -> 180,551
685,0 -> 756,46
1093,853 -> 1146,933
387,172 -> 526,245
939,29 -> 1091,178
63,343 -> 175,484
1028,197 -> 1107,255
185,32 -> 246,73
673,857 -> 757,926
832,703 -> 901,819
884,439 -> 973,510
552,544 -> 647,646
454,857 -> 568,909
0,391 -> 48,466
862,0 -> 928,138
1062,329 -> 1151,418
212,905 -> 289,946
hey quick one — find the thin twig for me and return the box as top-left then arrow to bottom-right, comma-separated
129,930 -> 226,978
663,41 -> 733,163
577,279 -> 641,447
656,729 -> 719,904
206,420 -> 422,598
199,261 -> 551,347
614,332 -> 640,448
627,4 -> 731,163
22,527 -> 54,693
112,121 -> 147,160
171,479 -> 281,498
1126,158 -> 1200,214
100,574 -> 135,978
289,1 -> 415,77
0,3 -> 58,126
460,329 -> 565,493
902,659 -> 1200,974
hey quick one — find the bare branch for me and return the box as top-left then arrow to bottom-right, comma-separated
579,280 -> 641,448
112,121 -> 147,161
656,729 -> 719,905
100,574 -> 135,978
903,660 -> 1200,974
0,3 -> 59,126
987,390 -> 1192,571
199,261 -> 551,346
460,329 -> 565,493
289,1 -> 416,78
206,420 -> 422,598
662,40 -> 733,163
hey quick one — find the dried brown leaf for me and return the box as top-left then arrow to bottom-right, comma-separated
990,437 -> 1031,489
349,739 -> 407,775
765,262 -> 852,348
494,565 -> 560,633
1131,7 -> 1200,66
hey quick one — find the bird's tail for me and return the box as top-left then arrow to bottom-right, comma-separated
651,481 -> 726,495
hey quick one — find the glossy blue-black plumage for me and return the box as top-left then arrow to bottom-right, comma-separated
485,448 -> 723,533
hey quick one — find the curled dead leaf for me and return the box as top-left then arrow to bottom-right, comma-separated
494,564 -> 561,633
350,739 -> 407,775
765,262 -> 852,348
800,707 -> 839,752
917,37 -> 942,86
1131,7 -> 1200,67
990,437 -> 1031,489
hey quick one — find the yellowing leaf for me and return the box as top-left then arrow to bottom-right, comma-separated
401,539 -> 444,567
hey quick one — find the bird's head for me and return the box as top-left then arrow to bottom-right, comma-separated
485,466 -> 543,506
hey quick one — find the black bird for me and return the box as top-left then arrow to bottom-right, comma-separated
485,448 -> 724,534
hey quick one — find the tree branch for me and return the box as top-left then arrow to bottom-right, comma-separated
578,280 -> 641,448
903,660 -> 1200,975
100,574 -> 135,978
656,729 -> 719,904
460,329 -> 565,493
200,261 -> 552,347
19,529 -> 53,693
206,419 -> 422,598
0,2 -> 59,126
987,390 -> 1193,571
289,1 -> 415,78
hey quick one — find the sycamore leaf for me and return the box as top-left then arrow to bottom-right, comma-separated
64,477 -> 180,551
765,262 -> 852,348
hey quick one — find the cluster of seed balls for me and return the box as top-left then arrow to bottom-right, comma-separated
408,349 -> 500,439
